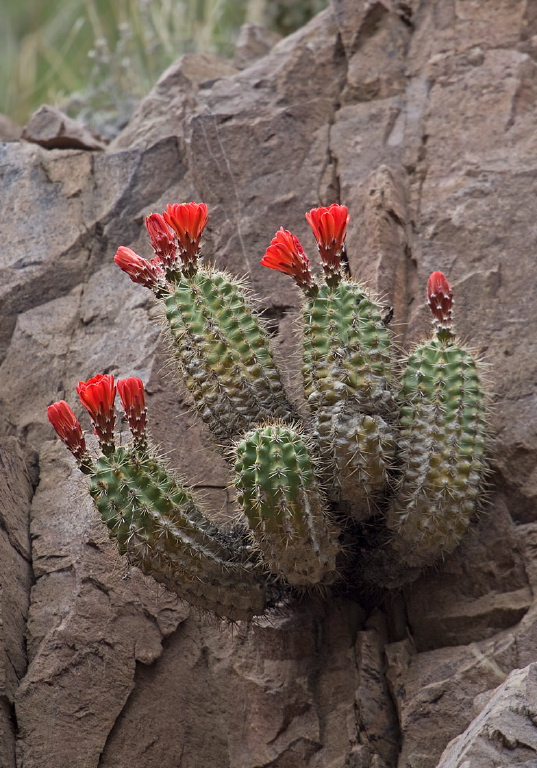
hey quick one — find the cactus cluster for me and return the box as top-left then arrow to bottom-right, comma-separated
48,202 -> 488,620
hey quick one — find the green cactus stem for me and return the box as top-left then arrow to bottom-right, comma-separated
115,205 -> 294,444
233,423 -> 340,586
49,374 -> 272,622
386,272 -> 487,568
302,281 -> 396,517
90,446 -> 270,621
164,267 -> 294,443
261,215 -> 396,518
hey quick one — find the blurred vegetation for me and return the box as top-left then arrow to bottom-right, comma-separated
1,0 -> 328,135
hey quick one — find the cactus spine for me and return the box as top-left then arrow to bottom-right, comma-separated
387,272 -> 487,567
233,423 -> 340,586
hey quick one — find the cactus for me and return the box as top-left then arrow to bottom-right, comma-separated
47,201 -> 489,620
384,272 -> 487,567
233,423 -> 340,586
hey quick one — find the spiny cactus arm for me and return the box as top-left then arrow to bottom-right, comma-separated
90,447 -> 269,621
261,207 -> 396,519
49,376 -> 271,621
232,423 -> 341,587
163,268 -> 294,442
115,202 -> 293,444
387,271 -> 487,568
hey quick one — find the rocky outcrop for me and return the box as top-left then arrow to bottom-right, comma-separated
2,1 -> 537,766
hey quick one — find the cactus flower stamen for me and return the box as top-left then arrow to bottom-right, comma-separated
427,271 -> 454,329
47,401 -> 90,466
117,377 -> 148,449
77,374 -> 117,454
261,228 -> 314,291
146,213 -> 177,270
305,204 -> 349,280
162,202 -> 209,269
114,247 -> 163,290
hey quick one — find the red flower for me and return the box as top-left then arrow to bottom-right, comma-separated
145,213 -> 177,269
162,202 -> 208,268
427,271 -> 454,327
117,377 -> 147,448
47,401 -> 88,463
260,228 -> 314,290
114,247 -> 163,290
77,374 -> 116,454
305,204 -> 349,275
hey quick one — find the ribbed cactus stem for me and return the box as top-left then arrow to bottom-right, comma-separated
164,267 -> 293,442
233,423 -> 340,586
387,272 -> 487,567
302,281 -> 396,517
90,446 -> 269,621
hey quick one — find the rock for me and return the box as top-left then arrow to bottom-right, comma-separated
233,23 -> 282,69
436,663 -> 537,767
21,105 -> 107,150
0,114 -> 22,141
110,53 -> 239,152
386,633 -> 519,768
0,439 -> 34,768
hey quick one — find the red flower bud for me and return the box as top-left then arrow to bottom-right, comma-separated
162,202 -> 208,268
261,228 -> 314,291
117,377 -> 147,448
114,247 -> 163,290
427,271 -> 454,328
76,374 -> 116,454
145,213 -> 177,270
47,401 -> 88,464
305,204 -> 349,276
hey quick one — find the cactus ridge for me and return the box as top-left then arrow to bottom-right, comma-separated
164,267 -> 294,442
233,423 -> 341,586
302,280 -> 396,516
387,338 -> 487,567
90,446 -> 270,621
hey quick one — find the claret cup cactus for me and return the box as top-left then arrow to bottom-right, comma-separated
48,202 -> 488,620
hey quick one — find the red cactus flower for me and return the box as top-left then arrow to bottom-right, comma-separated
427,271 -> 454,327
117,377 -> 147,448
145,213 -> 177,269
76,374 -> 116,453
114,247 -> 163,290
261,228 -> 314,291
305,204 -> 349,274
47,401 -> 88,463
162,202 -> 208,267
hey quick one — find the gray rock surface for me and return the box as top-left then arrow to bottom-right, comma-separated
436,663 -> 537,768
21,105 -> 107,150
1,1 -> 537,766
